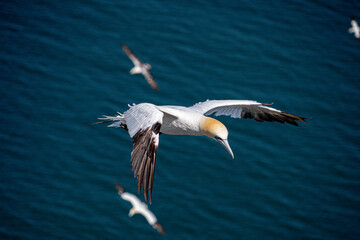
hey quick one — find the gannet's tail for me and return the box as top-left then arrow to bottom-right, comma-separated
92,112 -> 128,129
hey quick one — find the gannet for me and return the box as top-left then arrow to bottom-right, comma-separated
96,100 -> 307,203
349,17 -> 360,40
122,44 -> 159,90
115,183 -> 166,235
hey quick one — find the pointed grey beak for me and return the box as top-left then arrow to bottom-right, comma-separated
216,138 -> 234,159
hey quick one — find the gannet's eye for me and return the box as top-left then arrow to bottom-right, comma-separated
215,136 -> 221,140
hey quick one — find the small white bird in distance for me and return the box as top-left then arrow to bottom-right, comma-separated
122,44 -> 159,91
95,100 -> 307,203
115,182 -> 166,235
349,17 -> 360,41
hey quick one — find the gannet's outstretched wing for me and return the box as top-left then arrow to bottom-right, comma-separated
122,44 -> 142,66
124,103 -> 163,203
350,19 -> 360,39
115,183 -> 142,207
136,205 -> 166,234
137,205 -> 157,225
121,192 -> 144,209
354,22 -> 360,39
115,183 -> 166,234
189,100 -> 307,126
142,70 -> 159,91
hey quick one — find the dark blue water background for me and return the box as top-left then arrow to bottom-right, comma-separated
1,0 -> 360,239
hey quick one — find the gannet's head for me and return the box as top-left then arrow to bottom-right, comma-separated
202,117 -> 234,159
144,63 -> 152,70
128,207 -> 137,217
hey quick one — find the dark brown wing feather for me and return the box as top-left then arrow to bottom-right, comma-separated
131,122 -> 161,203
122,44 -> 141,66
115,182 -> 125,194
199,101 -> 307,126
142,70 -> 159,91
153,222 -> 166,235
240,107 -> 307,126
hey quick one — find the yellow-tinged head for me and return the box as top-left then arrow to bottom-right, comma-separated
128,207 -> 137,217
202,117 -> 228,139
201,117 -> 234,159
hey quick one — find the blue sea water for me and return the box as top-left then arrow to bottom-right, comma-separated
1,0 -> 360,239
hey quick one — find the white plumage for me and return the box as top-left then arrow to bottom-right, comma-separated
122,44 -> 159,90
97,100 -> 307,203
349,18 -> 360,40
115,183 -> 165,234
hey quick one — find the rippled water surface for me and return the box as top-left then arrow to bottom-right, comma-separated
1,0 -> 360,239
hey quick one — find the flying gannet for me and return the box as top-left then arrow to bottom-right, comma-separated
349,17 -> 360,40
115,183 -> 165,234
122,44 -> 159,90
96,100 -> 307,203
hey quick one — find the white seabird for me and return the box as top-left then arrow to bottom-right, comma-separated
115,182 -> 166,235
349,17 -> 360,40
122,44 -> 159,90
96,100 -> 307,202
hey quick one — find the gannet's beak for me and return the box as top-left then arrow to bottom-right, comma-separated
216,138 -> 234,159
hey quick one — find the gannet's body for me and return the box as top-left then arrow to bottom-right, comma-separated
122,44 -> 159,90
158,106 -> 205,135
115,183 -> 165,235
97,100 -> 307,203
349,18 -> 360,40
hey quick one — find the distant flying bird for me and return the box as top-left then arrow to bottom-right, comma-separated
96,100 -> 307,203
122,44 -> 159,90
349,17 -> 360,40
115,182 -> 165,235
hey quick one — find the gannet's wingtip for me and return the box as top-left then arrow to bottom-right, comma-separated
115,182 -> 125,194
91,120 -> 114,125
153,222 -> 166,235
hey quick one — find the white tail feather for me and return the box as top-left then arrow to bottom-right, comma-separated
97,112 -> 125,128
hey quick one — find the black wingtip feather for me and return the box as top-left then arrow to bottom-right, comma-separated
130,122 -> 161,203
115,182 -> 125,194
